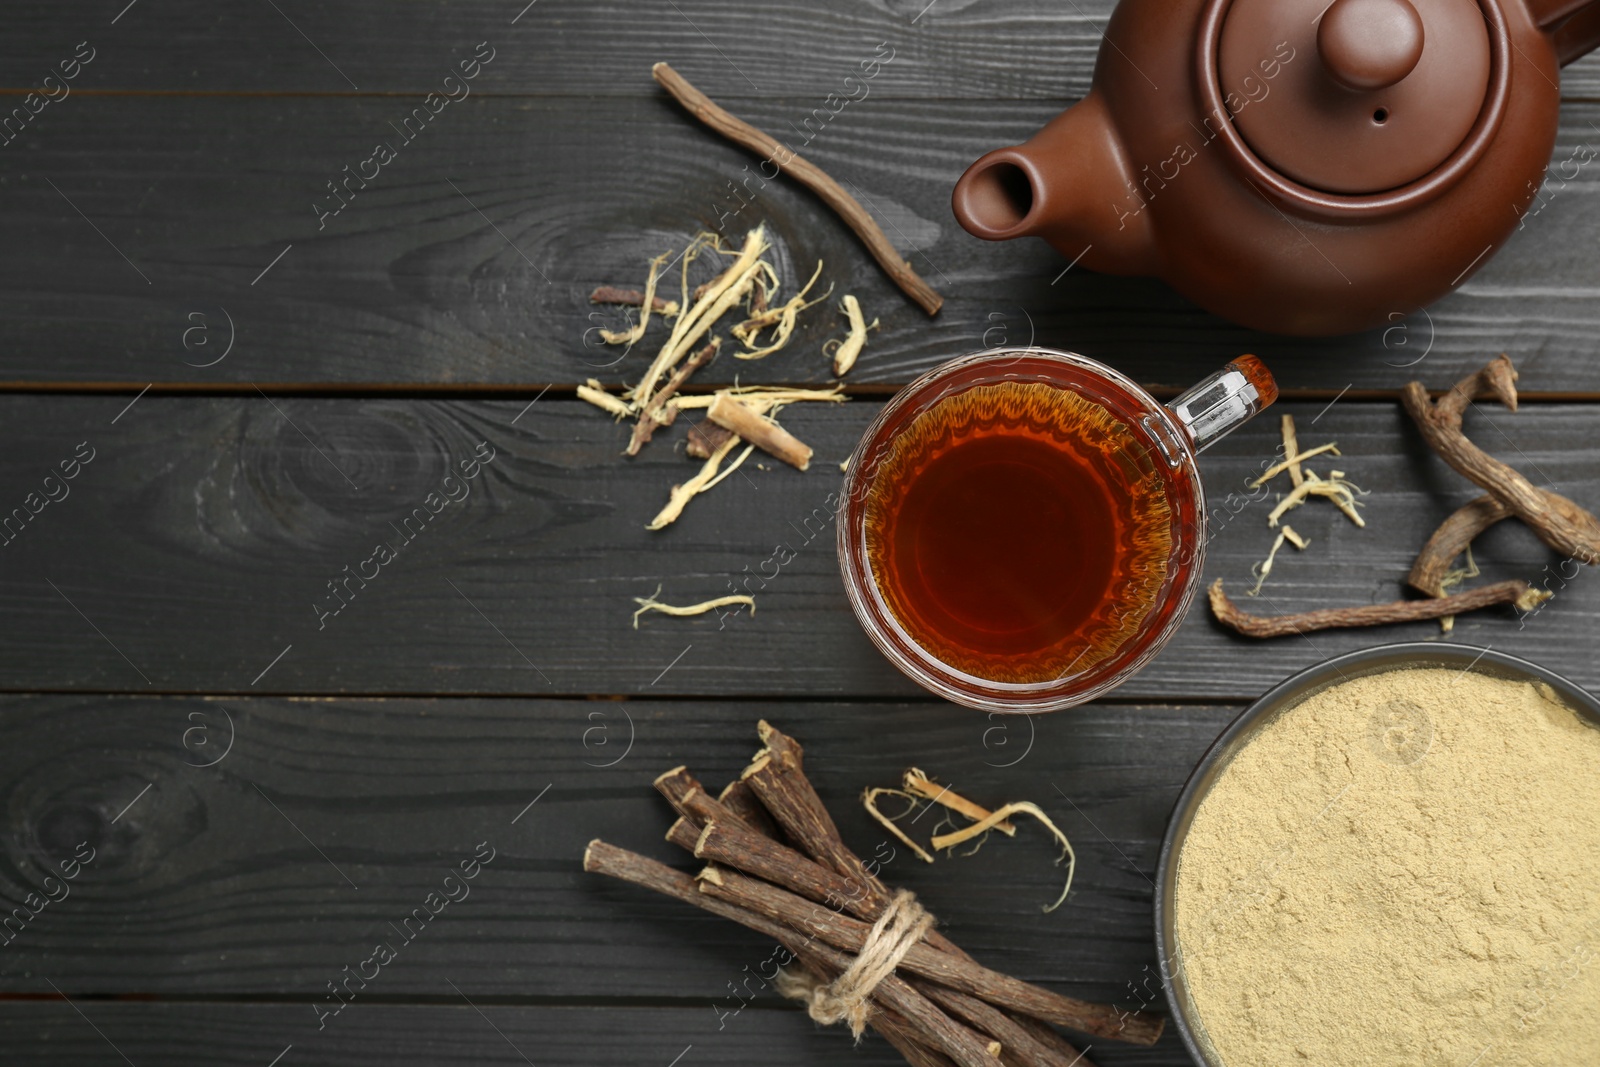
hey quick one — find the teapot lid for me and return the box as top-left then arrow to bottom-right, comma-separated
1217,0 -> 1490,194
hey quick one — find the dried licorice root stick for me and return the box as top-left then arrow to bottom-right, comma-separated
919,984 -> 1085,1067
690,820 -> 1106,1064
652,62 -> 944,316
686,419 -> 739,460
743,723 -> 1024,974
707,392 -> 813,471
599,251 -> 671,346
667,782 -> 999,1059
1408,495 -> 1512,597
742,723 -> 897,899
1402,355 -> 1600,565
696,818 -> 891,924
872,1006 -> 963,1067
715,778 -> 784,842
744,902 -> 952,1067
627,338 -> 720,456
584,841 -> 996,1067
737,723 -> 1159,1053
590,284 -> 679,315
677,761 -> 1111,1064
1209,578 -> 1550,638
777,927 -> 958,1067
698,864 -> 1158,1046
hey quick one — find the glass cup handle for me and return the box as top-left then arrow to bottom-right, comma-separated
1165,354 -> 1279,454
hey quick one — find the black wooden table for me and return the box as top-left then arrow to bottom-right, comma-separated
1,3 -> 1596,1064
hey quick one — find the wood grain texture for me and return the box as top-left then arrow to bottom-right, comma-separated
6,0 -> 1600,102
0,1002 -> 1190,1066
2,5 -> 1595,1066
2,0 -> 1108,98
2,95 -> 1600,390
0,694 -> 1231,1020
0,396 -> 1593,699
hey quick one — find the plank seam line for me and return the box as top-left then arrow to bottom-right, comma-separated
0,383 -> 1597,403
0,687 -> 1247,706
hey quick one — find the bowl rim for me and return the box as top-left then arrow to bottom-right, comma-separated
1152,641 -> 1600,1067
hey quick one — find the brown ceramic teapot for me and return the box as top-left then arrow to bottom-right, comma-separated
952,0 -> 1600,335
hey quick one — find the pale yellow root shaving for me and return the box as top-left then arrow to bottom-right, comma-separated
668,386 -> 845,411
631,584 -> 755,629
652,265 -> 762,397
732,261 -> 831,360
1438,543 -> 1480,595
577,234 -> 850,531
633,225 -> 769,410
691,235 -> 750,308
824,294 -> 878,377
578,380 -> 631,418
646,433 -> 752,530
1247,524 -> 1308,596
1435,544 -> 1481,634
928,811 -> 990,858
676,232 -> 725,321
732,262 -> 793,334
672,391 -> 838,476
1281,413 -> 1305,488
1311,470 -> 1368,527
903,768 -> 1015,836
1268,469 -> 1368,528
600,251 -> 671,346
1251,442 -> 1342,488
754,261 -> 780,308
861,788 -> 935,864
700,444 -> 756,492
930,802 -> 1078,913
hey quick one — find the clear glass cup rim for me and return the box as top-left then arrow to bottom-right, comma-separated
836,346 -> 1212,715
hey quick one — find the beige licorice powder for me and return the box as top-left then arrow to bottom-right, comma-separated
1174,667 -> 1600,1067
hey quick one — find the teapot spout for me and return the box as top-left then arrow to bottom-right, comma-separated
952,92 -> 1158,275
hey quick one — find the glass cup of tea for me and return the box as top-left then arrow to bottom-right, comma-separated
837,348 -> 1277,713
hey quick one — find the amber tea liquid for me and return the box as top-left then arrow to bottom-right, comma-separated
863,381 -> 1174,684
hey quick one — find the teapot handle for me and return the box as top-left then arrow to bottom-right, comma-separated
1527,0 -> 1600,64
1550,5 -> 1600,64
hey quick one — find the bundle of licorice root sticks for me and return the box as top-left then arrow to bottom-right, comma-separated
583,721 -> 1165,1067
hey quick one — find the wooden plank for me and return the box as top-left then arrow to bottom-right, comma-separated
0,694 -> 1233,1019
10,0 -> 1600,102
2,95 -> 1600,391
0,396 -> 1594,699
5,0 -> 1106,98
0,1002 -> 1192,1066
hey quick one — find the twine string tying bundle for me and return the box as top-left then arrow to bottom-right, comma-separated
775,888 -> 935,1040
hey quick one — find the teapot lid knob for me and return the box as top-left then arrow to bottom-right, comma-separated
1216,0 -> 1489,193
1317,0 -> 1425,90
